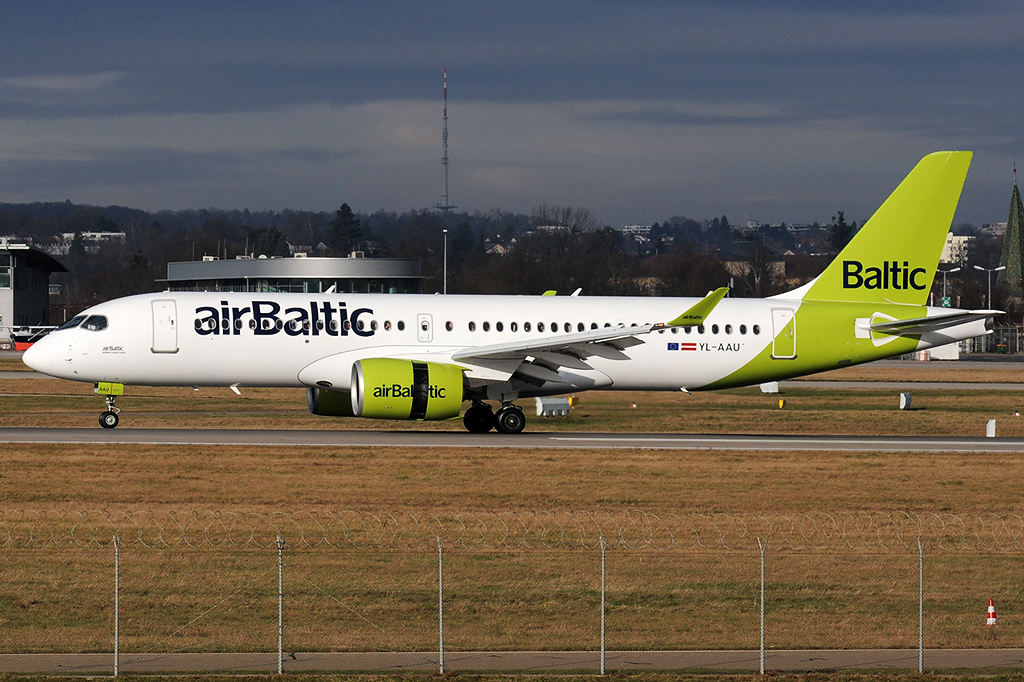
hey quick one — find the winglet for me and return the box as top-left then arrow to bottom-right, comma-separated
666,287 -> 729,327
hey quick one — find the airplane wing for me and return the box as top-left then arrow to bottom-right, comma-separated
451,287 -> 729,384
869,309 -> 1002,335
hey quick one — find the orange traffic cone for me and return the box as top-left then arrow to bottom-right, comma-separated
987,597 -> 997,626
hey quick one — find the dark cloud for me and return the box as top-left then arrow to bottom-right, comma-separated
0,1 -> 1020,224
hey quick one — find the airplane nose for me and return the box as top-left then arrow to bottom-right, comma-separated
23,335 -> 67,377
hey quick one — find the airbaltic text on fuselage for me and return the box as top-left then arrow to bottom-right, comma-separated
193,300 -> 375,337
843,260 -> 927,291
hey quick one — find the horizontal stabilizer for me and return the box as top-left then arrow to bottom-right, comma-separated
667,287 -> 729,327
869,309 -> 1002,335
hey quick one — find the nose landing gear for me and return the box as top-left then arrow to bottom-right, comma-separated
95,382 -> 124,429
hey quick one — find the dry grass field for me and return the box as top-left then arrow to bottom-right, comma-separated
2,356 -> 1024,666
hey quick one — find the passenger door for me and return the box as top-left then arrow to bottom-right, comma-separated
770,308 -> 796,359
151,299 -> 178,353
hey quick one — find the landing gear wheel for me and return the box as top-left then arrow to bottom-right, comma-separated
99,411 -> 119,429
99,393 -> 122,429
495,405 -> 526,434
463,403 -> 496,433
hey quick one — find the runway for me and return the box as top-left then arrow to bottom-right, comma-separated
2,648 -> 1023,673
0,427 -> 1021,452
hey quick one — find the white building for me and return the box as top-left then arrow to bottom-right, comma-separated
940,233 -> 973,265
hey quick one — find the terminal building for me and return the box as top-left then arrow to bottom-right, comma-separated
162,254 -> 422,294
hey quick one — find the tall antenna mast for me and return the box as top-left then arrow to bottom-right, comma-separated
434,67 -> 457,211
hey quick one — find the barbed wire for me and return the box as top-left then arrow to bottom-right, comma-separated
3,510 -> 1024,552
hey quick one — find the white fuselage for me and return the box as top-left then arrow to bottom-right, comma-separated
23,291 -> 986,398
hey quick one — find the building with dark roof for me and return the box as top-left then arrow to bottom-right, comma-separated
0,239 -> 68,335
162,254 -> 422,294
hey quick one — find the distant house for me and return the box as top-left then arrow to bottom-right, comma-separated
940,233 -> 973,264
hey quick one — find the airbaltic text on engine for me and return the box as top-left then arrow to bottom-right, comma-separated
842,260 -> 927,291
373,383 -> 448,399
192,300 -> 374,336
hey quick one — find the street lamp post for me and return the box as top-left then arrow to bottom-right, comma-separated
442,229 -> 448,295
973,264 -> 1005,308
937,266 -> 960,306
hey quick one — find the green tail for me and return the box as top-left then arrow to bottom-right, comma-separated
800,151 -> 973,305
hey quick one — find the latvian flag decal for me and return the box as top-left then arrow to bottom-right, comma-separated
668,343 -> 697,351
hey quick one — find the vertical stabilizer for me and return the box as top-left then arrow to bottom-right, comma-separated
800,151 -> 972,305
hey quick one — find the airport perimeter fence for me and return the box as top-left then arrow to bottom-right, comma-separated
964,324 -> 1024,354
3,510 -> 1024,675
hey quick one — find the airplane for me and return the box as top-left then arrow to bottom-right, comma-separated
24,151 -> 999,433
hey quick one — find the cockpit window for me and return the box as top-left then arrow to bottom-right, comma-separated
56,315 -> 87,331
81,315 -> 108,331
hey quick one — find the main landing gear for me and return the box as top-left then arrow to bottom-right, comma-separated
463,401 -> 526,434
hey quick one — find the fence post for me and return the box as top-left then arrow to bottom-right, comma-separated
113,534 -> 120,677
277,535 -> 284,675
600,535 -> 606,676
437,536 -> 444,675
918,538 -> 924,673
757,538 -> 767,676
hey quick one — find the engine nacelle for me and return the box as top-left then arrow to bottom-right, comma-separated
307,387 -> 355,417
351,358 -> 464,420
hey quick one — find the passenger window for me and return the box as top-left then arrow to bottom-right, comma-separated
753,324 -> 761,335
684,327 -> 692,334
496,322 -> 504,332
538,322 -> 545,332
697,325 -> 705,334
250,319 -> 258,330
344,320 -> 351,331
397,321 -> 405,331
384,320 -> 392,331
591,323 -> 598,330
275,319 -> 284,330
329,319 -> 338,332
711,324 -> 719,334
222,319 -> 229,330
371,320 -> 378,331
469,321 -> 476,331
740,325 -> 747,334
357,320 -> 365,331
511,322 -> 518,332
235,319 -> 243,330
446,321 -> 453,331
316,320 -> 324,331
483,321 -> 490,332
524,322 -> 531,332
671,327 -> 678,334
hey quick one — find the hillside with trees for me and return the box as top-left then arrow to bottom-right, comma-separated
0,200 -> 1001,320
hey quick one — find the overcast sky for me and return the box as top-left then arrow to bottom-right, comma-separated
0,1 -> 1021,228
